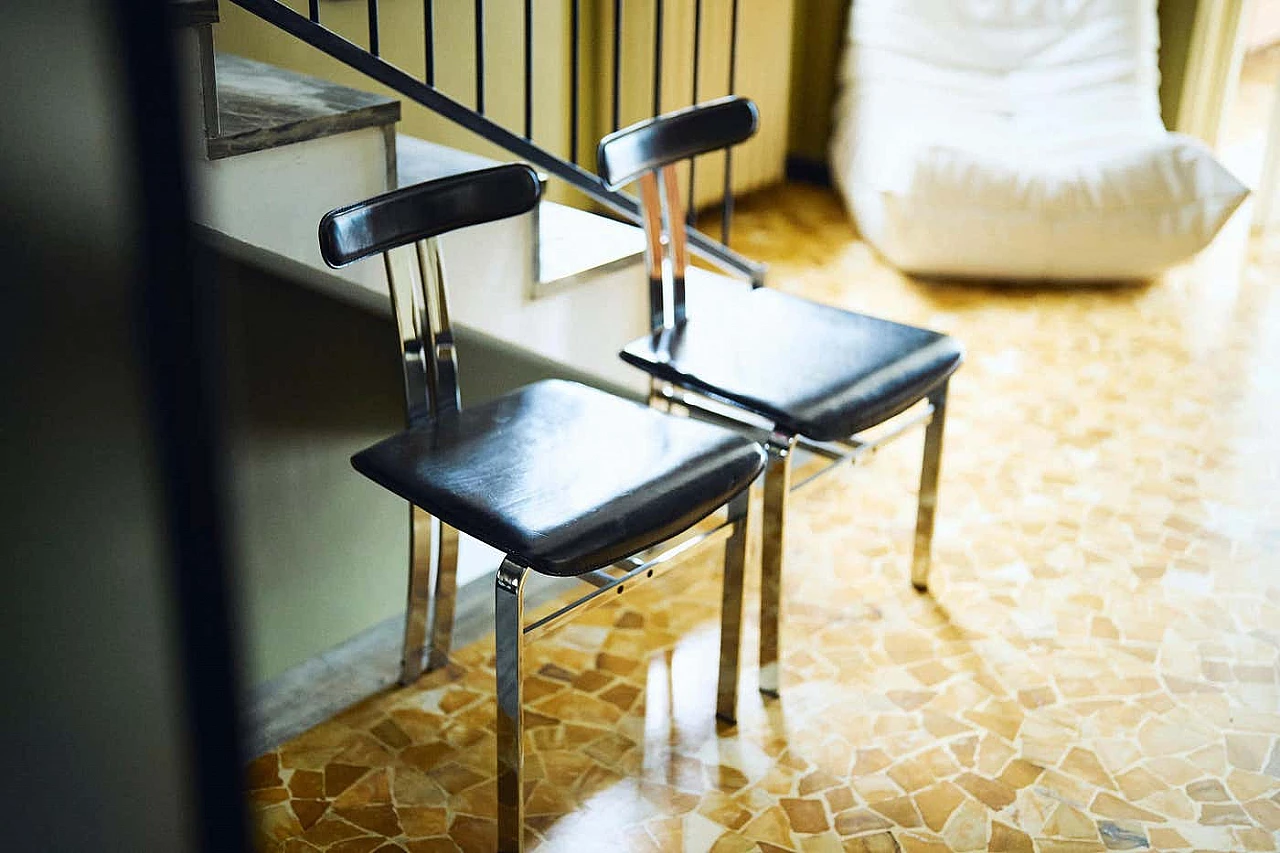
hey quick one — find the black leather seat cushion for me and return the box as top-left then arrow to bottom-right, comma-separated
352,380 -> 765,577
621,287 -> 963,442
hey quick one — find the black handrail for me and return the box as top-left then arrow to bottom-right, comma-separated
226,0 -> 765,285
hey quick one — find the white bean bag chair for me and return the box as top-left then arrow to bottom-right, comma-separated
829,0 -> 1249,280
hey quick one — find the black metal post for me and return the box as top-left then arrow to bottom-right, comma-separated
367,0 -> 379,56
612,0 -> 622,131
475,0 -> 485,114
309,0 -> 318,23
721,0 -> 739,245
570,0 -> 580,164
652,0 -> 663,117
424,0 -> 434,85
524,0 -> 533,139
688,0 -> 702,224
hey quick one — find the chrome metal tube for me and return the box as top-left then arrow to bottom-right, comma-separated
758,432 -> 794,697
911,383 -> 948,592
495,558 -> 528,852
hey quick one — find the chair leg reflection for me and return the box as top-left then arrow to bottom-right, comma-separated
428,521 -> 460,670
716,490 -> 751,722
401,505 -> 434,684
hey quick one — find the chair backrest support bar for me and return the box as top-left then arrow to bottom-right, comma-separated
320,164 -> 541,421
613,99 -> 759,331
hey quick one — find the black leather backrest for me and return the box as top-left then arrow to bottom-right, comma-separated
319,164 -> 542,268
596,96 -> 759,190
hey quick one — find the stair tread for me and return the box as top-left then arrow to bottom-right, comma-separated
537,202 -> 644,287
395,133 -> 643,289
208,54 -> 399,160
395,135 -> 505,187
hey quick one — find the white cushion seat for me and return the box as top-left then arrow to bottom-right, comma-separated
830,0 -> 1249,281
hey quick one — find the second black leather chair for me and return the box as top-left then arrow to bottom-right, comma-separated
319,164 -> 765,853
597,97 -> 964,698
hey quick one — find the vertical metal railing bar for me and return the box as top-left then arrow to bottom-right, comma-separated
308,0 -> 318,23
570,0 -> 580,164
612,0 -> 622,131
424,0 -> 434,86
652,0 -> 663,117
687,0 -> 702,226
523,0 -> 533,139
721,0 -> 739,246
367,0 -> 379,56
475,0 -> 485,114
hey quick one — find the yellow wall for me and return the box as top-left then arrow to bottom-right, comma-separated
214,0 -> 793,207
1159,0 -> 1201,128
784,0 -> 1205,167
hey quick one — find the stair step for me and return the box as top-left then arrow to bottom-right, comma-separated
395,135 -> 504,186
208,54 -> 399,160
535,203 -> 644,293
394,134 -> 645,294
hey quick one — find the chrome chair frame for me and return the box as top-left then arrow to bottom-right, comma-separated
326,168 -> 757,852
387,235 -> 462,683
612,104 -> 952,698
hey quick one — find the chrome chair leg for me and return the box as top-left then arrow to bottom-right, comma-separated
426,521 -> 460,671
716,490 -> 751,723
758,433 -> 794,697
911,383 -> 949,592
400,504 -> 434,684
495,558 -> 528,853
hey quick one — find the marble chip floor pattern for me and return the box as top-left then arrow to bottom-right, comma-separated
247,186 -> 1280,852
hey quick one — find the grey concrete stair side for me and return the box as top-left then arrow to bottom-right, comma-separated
208,54 -> 400,160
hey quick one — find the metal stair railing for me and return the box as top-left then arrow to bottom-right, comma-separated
228,0 -> 767,287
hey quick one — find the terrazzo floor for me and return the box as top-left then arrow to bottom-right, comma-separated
248,182 -> 1280,852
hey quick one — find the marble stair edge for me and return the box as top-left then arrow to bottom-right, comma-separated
207,53 -> 400,160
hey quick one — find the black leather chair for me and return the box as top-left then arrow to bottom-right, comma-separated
318,164 -> 765,853
597,97 -> 964,698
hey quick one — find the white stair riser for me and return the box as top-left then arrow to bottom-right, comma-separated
193,127 -> 393,296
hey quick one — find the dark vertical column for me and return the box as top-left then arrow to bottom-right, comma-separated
367,0 -> 379,56
309,0 -> 319,23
